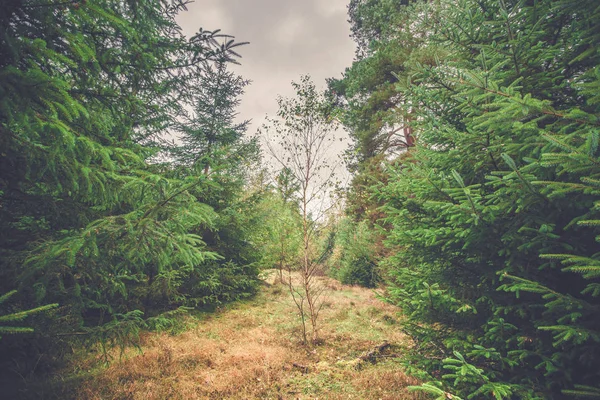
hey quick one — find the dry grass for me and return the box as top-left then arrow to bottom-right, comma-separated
65,272 -> 423,399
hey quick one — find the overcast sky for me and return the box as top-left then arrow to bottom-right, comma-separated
177,0 -> 356,134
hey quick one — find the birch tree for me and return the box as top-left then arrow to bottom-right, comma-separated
260,75 -> 341,344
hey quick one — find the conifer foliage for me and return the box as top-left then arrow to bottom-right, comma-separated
334,0 -> 600,398
0,0 -> 260,374
172,58 -> 252,175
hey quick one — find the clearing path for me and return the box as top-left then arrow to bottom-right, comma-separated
74,273 -> 421,399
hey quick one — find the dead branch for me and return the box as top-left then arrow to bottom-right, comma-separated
354,341 -> 391,370
292,362 -> 309,374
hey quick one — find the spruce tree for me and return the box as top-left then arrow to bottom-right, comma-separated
173,59 -> 251,174
165,56 -> 262,306
335,0 -> 600,397
0,0 -> 248,367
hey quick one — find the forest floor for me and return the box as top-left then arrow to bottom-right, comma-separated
29,271 -> 422,399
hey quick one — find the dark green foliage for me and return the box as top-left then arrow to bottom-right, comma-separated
170,58 -> 254,174
166,54 -> 263,308
0,291 -> 57,338
338,255 -> 377,288
329,0 -> 435,166
0,0 -> 261,378
330,219 -> 379,288
328,0 -> 433,258
336,0 -> 600,398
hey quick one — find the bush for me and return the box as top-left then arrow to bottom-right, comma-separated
330,219 -> 379,288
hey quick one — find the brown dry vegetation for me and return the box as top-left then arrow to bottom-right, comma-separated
44,272 -> 423,399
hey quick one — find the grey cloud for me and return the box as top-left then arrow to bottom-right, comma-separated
177,0 -> 355,131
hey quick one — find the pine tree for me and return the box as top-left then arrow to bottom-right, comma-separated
327,0 -> 442,253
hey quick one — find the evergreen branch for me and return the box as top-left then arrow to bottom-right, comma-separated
139,177 -> 209,221
0,303 -> 58,323
452,79 -> 600,126
22,1 -> 80,8
501,153 -> 548,202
